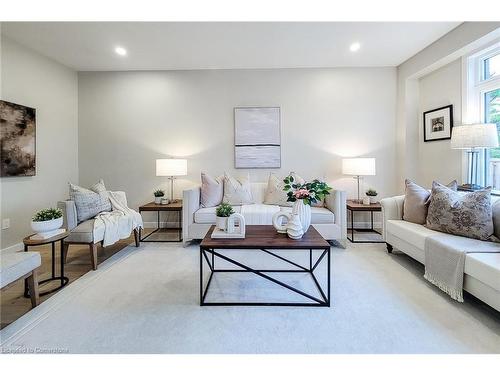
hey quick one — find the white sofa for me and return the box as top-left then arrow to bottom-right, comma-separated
183,182 -> 347,245
381,195 -> 500,312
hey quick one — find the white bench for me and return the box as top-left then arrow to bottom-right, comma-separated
1,251 -> 42,308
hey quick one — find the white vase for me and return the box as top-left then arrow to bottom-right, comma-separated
286,213 -> 304,240
31,217 -> 63,234
363,196 -> 371,205
216,216 -> 228,231
154,196 -> 162,204
370,196 -> 377,204
293,199 -> 311,233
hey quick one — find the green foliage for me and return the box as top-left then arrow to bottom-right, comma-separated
32,208 -> 63,222
216,202 -> 234,217
366,188 -> 378,197
283,175 -> 332,206
153,189 -> 165,197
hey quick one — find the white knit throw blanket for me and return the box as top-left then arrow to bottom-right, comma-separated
424,234 -> 500,302
93,191 -> 143,247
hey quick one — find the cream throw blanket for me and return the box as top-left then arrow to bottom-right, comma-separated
424,234 -> 500,302
93,191 -> 143,247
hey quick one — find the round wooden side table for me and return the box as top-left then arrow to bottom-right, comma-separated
23,230 -> 70,297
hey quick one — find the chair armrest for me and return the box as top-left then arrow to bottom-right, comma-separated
380,195 -> 405,240
182,187 -> 201,241
57,200 -> 78,231
325,189 -> 347,241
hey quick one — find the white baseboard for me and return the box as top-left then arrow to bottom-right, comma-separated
1,242 -> 23,254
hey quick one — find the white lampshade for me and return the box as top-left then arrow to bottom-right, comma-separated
451,124 -> 499,149
156,159 -> 187,176
342,158 -> 376,176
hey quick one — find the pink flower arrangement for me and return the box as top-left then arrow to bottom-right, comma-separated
293,189 -> 310,199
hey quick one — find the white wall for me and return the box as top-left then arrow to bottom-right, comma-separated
396,22 -> 500,192
78,68 -> 397,220
0,37 -> 78,249
417,59 -> 463,187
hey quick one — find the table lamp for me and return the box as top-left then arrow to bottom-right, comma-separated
156,159 -> 187,202
342,158 -> 376,203
451,123 -> 499,190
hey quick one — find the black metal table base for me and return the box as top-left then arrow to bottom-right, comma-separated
200,247 -> 330,307
347,209 -> 384,243
24,239 -> 68,298
140,210 -> 182,242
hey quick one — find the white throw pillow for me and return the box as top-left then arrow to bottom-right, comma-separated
223,172 -> 254,205
69,179 -> 112,223
264,173 -> 298,207
200,172 -> 223,208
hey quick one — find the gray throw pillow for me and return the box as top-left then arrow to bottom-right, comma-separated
69,179 -> 112,223
426,182 -> 493,241
403,179 -> 457,224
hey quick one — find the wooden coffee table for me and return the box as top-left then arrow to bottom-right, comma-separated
199,225 -> 331,307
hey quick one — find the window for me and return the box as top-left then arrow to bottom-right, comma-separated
464,42 -> 500,190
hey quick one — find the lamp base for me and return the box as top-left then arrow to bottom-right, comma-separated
457,183 -> 484,192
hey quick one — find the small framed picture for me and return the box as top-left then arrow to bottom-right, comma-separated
423,105 -> 453,142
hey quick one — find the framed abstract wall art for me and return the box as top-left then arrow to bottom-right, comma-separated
423,104 -> 453,142
234,107 -> 281,168
0,100 -> 36,177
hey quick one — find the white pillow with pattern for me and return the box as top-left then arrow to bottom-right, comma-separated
222,172 -> 253,205
69,179 -> 112,223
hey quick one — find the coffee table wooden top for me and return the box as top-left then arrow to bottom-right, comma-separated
200,225 -> 330,250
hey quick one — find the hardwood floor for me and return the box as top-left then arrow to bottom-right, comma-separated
1,236 -> 134,329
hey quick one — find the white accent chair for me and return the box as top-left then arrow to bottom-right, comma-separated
381,194 -> 500,312
183,182 -> 347,246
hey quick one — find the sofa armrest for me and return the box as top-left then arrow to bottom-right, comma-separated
380,195 -> 404,240
182,187 -> 201,242
57,200 -> 78,231
325,189 -> 347,241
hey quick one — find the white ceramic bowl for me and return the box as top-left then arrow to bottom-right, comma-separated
31,217 -> 63,234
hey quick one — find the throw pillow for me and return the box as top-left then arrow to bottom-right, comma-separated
69,179 -> 112,223
200,172 -> 223,208
263,172 -> 304,207
403,179 -> 457,224
223,172 -> 253,205
426,182 -> 493,241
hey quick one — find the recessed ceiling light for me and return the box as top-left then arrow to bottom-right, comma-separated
350,42 -> 361,52
114,46 -> 127,56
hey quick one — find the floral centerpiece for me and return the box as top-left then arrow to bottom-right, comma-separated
283,175 -> 332,232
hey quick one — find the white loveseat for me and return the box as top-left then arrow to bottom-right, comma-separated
183,183 -> 347,245
381,195 -> 500,312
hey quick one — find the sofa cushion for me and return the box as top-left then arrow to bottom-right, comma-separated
386,219 -> 444,250
241,204 -> 281,225
465,252 -> 500,291
0,251 -> 41,288
200,172 -> 223,208
263,173 -> 294,207
426,183 -> 493,241
65,219 -> 105,243
69,180 -> 112,223
280,206 -> 335,224
223,173 -> 254,205
195,206 -> 242,224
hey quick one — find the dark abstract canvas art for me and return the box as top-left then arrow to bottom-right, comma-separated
0,100 -> 36,177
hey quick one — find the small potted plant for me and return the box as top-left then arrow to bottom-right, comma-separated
31,208 -> 63,235
215,202 -> 234,231
153,189 -> 165,204
366,188 -> 378,204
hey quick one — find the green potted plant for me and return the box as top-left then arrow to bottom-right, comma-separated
366,188 -> 378,204
31,208 -> 63,235
215,202 -> 234,231
153,189 -> 165,204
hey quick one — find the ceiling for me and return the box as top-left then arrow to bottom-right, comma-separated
1,22 -> 461,71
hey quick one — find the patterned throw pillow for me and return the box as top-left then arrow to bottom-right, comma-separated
403,179 -> 458,224
426,182 -> 493,240
200,172 -> 223,208
69,179 -> 112,223
222,172 -> 254,205
263,173 -> 303,207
